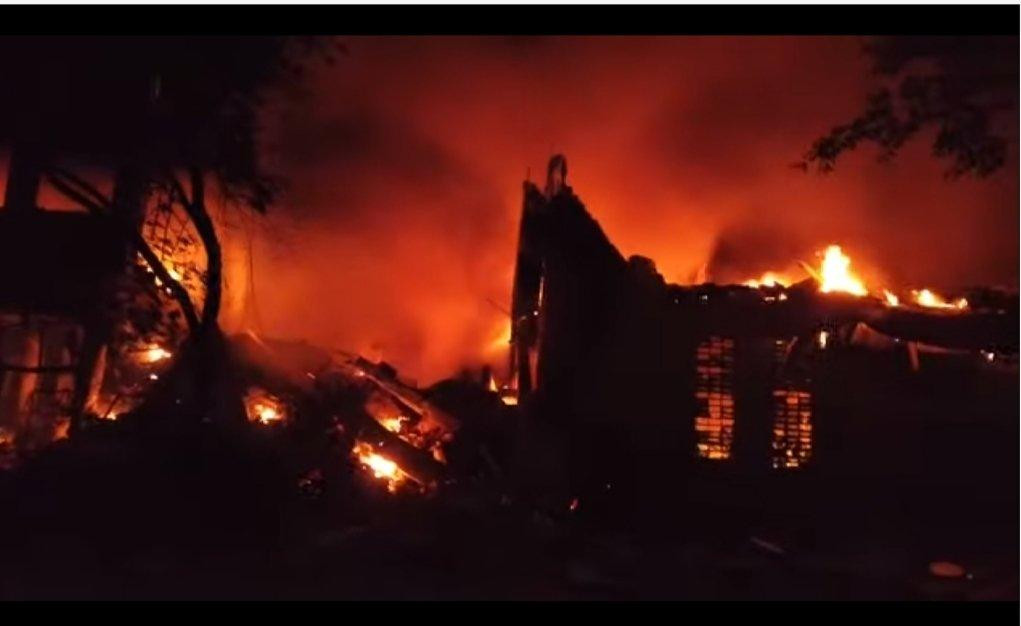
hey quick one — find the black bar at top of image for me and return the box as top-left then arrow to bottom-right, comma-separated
0,5 -> 1016,37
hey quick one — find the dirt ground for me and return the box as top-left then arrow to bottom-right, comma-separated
0,422 -> 1015,601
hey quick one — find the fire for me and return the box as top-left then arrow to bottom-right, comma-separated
487,320 -> 512,354
499,389 -> 519,406
744,271 -> 788,288
379,415 -> 406,434
352,441 -> 408,492
140,345 -> 172,364
913,289 -> 968,310
244,388 -> 288,425
817,330 -> 829,349
729,245 -> 977,317
53,418 -> 70,441
818,245 -> 867,296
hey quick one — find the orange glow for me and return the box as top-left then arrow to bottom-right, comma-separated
499,389 -> 519,406
352,440 -> 408,493
695,336 -> 735,460
487,319 -> 513,355
379,415 -> 407,434
244,388 -> 288,425
86,392 -> 130,421
53,418 -> 70,441
140,345 -> 172,364
817,330 -> 829,349
913,289 -> 968,310
743,271 -> 788,288
772,388 -> 812,469
739,247 -> 972,313
223,38 -> 1014,386
818,245 -> 867,296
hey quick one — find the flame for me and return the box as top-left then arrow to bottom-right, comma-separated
379,415 -> 406,434
913,289 -> 968,310
818,245 -> 867,296
140,345 -> 172,364
244,388 -> 288,425
499,389 -> 519,406
53,418 -> 70,441
487,319 -> 512,354
744,271 -> 788,288
352,440 -> 408,493
740,245 -> 970,313
817,330 -> 829,349
487,375 -> 498,392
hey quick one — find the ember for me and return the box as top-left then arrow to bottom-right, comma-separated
352,440 -> 409,493
498,387 -> 519,406
244,388 -> 288,425
379,415 -> 407,434
139,345 -> 172,364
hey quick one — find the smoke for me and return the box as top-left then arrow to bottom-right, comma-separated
234,36 -> 1017,383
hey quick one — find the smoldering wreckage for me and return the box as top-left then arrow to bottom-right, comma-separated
0,153 -> 1016,598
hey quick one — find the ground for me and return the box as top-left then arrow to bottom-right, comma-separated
0,421 -> 1015,600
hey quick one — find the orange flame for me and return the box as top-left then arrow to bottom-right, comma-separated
379,415 -> 406,434
818,245 -> 867,296
913,289 -> 968,310
140,345 -> 172,364
244,388 -> 288,425
743,271 -> 788,288
352,440 -> 408,493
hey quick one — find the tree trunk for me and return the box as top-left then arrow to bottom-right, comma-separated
182,168 -> 243,426
184,168 -> 222,331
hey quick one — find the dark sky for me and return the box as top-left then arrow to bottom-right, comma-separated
229,36 -> 1017,383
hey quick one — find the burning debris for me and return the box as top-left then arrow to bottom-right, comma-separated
244,387 -> 289,426
224,331 -> 516,498
912,289 -> 968,310
351,440 -> 412,493
743,243 -> 974,315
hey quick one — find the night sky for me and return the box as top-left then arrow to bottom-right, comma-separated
225,36 -> 1018,382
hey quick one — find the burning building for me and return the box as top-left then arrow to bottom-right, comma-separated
0,145 -> 200,461
0,152 -> 127,453
507,156 -> 1017,510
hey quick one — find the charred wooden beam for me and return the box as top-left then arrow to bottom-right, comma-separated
353,414 -> 447,487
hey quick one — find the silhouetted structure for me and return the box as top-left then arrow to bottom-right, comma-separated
509,156 -> 1018,519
